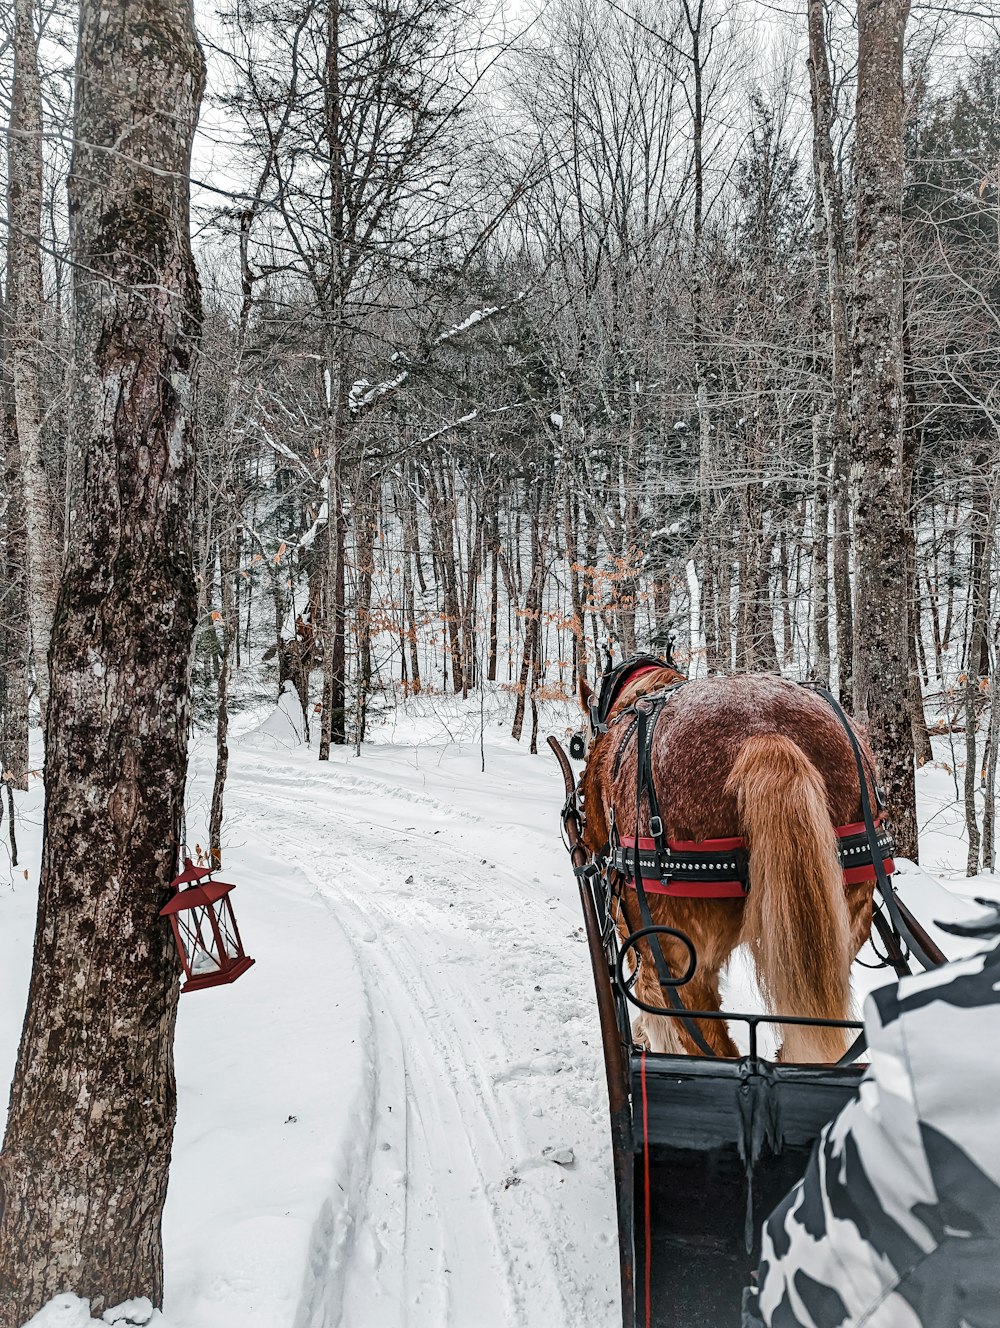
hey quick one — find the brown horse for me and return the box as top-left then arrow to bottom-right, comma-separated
579,664 -> 882,1063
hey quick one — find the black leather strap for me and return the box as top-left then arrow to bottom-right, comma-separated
811,685 -> 939,974
630,703 -> 717,1057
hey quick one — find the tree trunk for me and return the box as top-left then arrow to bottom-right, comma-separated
488,531 -> 499,683
8,0 -> 59,723
851,0 -> 916,858
983,650 -> 999,872
963,467 -> 995,874
210,525 -> 237,863
511,552 -> 541,742
807,0 -> 853,704
563,486 -> 584,687
810,410 -> 832,685
0,0 -> 205,1317
0,288 -> 31,790
355,485 -> 377,742
319,479 -> 347,754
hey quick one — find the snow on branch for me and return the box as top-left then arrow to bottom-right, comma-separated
348,292 -> 527,417
297,477 -> 329,550
416,409 -> 479,445
253,419 -> 313,481
412,401 -> 528,447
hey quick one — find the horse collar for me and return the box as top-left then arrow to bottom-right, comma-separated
588,652 -> 681,737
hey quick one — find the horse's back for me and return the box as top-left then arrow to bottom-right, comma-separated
611,674 -> 866,841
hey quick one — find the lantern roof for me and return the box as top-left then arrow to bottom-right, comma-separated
160,877 -> 236,915
170,857 -> 213,888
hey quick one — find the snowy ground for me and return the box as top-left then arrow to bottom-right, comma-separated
2,690 -> 998,1328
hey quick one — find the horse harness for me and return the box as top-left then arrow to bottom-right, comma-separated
601,677 -> 897,902
572,655 -> 934,1060
580,658 -> 897,904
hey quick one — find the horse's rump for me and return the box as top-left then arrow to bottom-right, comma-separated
582,673 -> 877,1062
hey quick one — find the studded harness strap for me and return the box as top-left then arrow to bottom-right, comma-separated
604,681 -> 897,902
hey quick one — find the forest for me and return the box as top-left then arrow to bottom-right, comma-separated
0,0 -> 999,1320
2,0 -> 999,853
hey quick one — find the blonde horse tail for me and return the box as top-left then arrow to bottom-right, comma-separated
725,734 -> 853,1063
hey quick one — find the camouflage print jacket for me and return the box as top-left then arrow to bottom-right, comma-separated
746,926 -> 1000,1328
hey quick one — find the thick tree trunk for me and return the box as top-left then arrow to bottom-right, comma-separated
8,0 -> 59,722
851,0 -> 916,858
0,0 -> 205,1318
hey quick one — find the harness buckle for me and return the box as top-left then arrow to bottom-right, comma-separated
649,815 -> 664,842
573,862 -> 601,884
588,695 -> 608,736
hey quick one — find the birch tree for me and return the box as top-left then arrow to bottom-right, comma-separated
7,0 -> 59,722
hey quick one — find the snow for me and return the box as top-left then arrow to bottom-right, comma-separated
21,1294 -> 165,1326
237,680 -> 307,748
2,703 -> 998,1328
437,305 -> 499,341
348,371 -> 408,413
296,478 -> 329,552
254,425 -> 313,481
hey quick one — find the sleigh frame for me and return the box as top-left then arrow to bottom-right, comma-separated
550,733 -> 945,1328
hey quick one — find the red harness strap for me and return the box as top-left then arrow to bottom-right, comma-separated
618,834 -> 748,897
618,819 -> 895,899
623,664 -> 664,688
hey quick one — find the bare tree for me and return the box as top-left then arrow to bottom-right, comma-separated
807,0 -> 853,700
0,286 -> 31,791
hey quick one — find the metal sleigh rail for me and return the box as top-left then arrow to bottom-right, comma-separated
547,734 -> 945,1328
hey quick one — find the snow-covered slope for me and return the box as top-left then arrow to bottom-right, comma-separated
1,700 -> 997,1328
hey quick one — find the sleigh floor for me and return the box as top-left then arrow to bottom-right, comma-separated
628,1053 -> 865,1327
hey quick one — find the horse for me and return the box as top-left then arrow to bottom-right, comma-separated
578,660 -> 886,1063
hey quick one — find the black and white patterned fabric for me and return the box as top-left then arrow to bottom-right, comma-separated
746,925 -> 1000,1328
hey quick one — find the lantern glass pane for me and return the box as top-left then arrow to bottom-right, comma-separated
216,898 -> 242,960
179,904 -> 223,975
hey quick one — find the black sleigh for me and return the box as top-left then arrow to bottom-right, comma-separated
548,735 -> 947,1328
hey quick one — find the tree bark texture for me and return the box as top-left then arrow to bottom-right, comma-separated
851,0 -> 917,858
8,0 -> 59,721
0,0 -> 205,1318
963,470 -> 995,875
807,0 -> 854,704
210,528 -> 236,862
0,287 -> 31,790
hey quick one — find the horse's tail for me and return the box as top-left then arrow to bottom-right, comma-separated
725,734 -> 853,1063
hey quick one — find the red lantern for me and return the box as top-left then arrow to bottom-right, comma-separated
161,858 -> 255,992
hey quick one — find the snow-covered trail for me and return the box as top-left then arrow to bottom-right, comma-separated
4,699 -> 998,1328
171,724 -> 621,1328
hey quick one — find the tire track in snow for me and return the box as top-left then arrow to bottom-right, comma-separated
310,858 -> 515,1328
233,763 -> 616,1328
